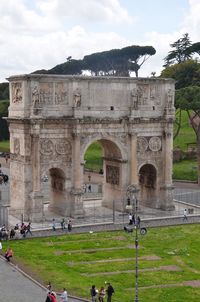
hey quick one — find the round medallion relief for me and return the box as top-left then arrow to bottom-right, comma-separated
149,136 -> 162,152
55,139 -> 72,155
137,137 -> 148,152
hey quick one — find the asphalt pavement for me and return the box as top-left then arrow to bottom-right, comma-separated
0,255 -> 88,302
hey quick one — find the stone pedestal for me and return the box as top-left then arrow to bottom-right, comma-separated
160,184 -> 175,210
70,188 -> 85,218
28,191 -> 44,222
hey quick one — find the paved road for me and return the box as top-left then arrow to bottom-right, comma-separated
0,255 -> 87,302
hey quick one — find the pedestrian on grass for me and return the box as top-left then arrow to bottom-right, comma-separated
98,286 -> 105,302
90,285 -> 98,302
106,283 -> 114,302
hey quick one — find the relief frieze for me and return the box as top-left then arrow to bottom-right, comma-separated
106,165 -> 120,185
12,82 -> 23,103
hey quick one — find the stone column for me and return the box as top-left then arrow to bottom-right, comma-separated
32,134 -> 41,191
130,134 -> 138,185
71,133 -> 84,217
160,127 -> 174,210
28,132 -> 44,222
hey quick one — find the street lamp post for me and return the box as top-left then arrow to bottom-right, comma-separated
125,185 -> 141,302
134,195 -> 139,302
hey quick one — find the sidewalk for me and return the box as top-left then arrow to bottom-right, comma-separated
0,255 -> 89,302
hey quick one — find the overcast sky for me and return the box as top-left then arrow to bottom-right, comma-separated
0,0 -> 200,82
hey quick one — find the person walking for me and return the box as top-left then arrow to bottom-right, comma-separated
106,283 -> 114,302
26,222 -> 33,236
90,285 -> 98,302
183,209 -> 188,221
60,287 -> 68,302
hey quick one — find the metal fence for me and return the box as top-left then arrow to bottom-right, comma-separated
1,187 -> 200,230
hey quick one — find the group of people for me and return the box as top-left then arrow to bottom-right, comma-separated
46,282 -> 68,302
52,218 -> 72,232
128,213 -> 141,227
90,283 -> 114,302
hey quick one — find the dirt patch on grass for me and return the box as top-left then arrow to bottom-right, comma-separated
82,265 -> 182,276
54,245 -> 135,255
139,279 -> 200,290
67,255 -> 161,265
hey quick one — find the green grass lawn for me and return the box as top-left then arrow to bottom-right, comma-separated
3,225 -> 200,302
0,140 -> 9,152
174,110 -> 196,151
84,141 -> 103,171
173,159 -> 198,181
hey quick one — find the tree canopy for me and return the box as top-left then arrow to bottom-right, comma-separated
33,45 -> 156,77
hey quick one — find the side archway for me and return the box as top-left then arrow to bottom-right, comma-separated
139,164 -> 158,208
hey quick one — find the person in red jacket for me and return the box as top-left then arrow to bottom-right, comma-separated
5,247 -> 13,262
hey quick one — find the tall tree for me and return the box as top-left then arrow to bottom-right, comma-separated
176,86 -> 200,184
161,54 -> 200,184
163,33 -> 192,67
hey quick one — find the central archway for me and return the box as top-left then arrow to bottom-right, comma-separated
82,138 -> 127,210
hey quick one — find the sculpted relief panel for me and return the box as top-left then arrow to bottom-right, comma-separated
106,165 -> 120,185
40,138 -> 72,164
32,82 -> 68,108
131,84 -> 162,109
12,82 -> 23,103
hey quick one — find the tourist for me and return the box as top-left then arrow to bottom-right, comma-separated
20,222 -> 26,237
10,228 -> 15,239
49,291 -> 58,302
106,283 -> 114,302
136,216 -> 141,228
128,213 -> 133,225
60,287 -> 68,302
26,222 -> 33,236
5,247 -> 13,262
67,219 -> 72,232
183,209 -> 188,221
0,240 -> 2,253
14,223 -> 19,230
132,214 -> 135,225
98,286 -> 106,302
61,218 -> 66,230
52,219 -> 56,231
90,285 -> 98,302
88,184 -> 92,193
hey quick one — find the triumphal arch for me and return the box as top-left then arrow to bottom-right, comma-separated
7,74 -> 175,221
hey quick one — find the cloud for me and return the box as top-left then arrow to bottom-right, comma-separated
181,0 -> 200,41
36,0 -> 133,24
